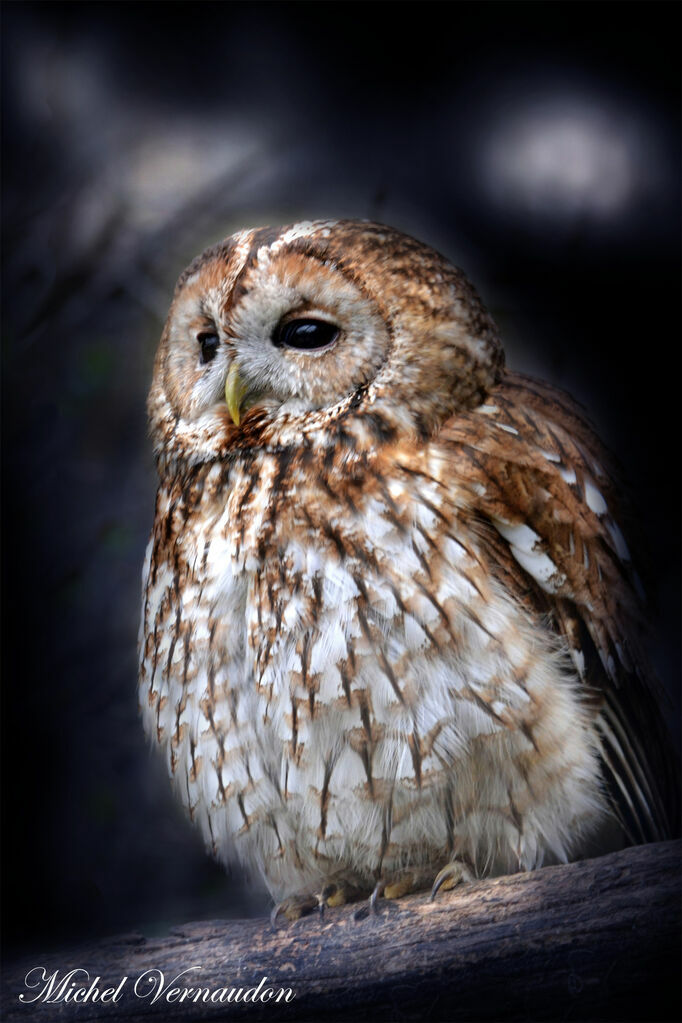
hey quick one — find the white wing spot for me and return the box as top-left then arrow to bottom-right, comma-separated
606,520 -> 631,561
513,547 -> 566,591
584,479 -> 608,515
492,517 -> 566,593
492,519 -> 542,554
572,649 -> 586,678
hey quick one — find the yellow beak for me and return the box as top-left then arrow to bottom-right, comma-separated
225,362 -> 248,426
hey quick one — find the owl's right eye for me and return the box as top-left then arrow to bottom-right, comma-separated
272,318 -> 339,351
197,331 -> 220,364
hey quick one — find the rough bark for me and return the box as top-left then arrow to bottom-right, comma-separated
3,840 -> 680,1023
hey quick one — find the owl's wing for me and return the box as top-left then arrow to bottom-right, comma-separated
442,371 -> 678,844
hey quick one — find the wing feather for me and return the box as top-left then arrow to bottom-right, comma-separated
442,371 -> 679,842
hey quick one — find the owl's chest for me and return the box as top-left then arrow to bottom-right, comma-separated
168,453 -> 516,729
143,450 -> 555,777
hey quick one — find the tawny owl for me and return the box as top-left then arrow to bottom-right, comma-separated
139,220 -> 676,919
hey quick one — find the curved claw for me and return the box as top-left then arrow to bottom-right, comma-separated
369,880 -> 385,913
270,903 -> 284,929
353,882 -> 383,922
270,895 -> 319,928
430,861 -> 472,901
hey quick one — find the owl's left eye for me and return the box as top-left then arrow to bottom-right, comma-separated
197,331 -> 220,364
272,318 -> 339,351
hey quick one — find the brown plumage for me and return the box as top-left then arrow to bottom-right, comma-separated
139,220 -> 676,915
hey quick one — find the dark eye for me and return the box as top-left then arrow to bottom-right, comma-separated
197,331 -> 220,364
272,318 -> 339,351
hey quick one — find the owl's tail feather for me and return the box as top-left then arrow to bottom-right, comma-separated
594,678 -> 680,847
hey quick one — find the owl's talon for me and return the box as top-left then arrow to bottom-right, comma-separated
354,873 -> 420,922
369,880 -> 385,913
271,882 -> 354,927
270,895 -> 319,927
430,861 -> 473,901
353,883 -> 384,923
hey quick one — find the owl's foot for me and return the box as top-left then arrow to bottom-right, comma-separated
430,859 -> 474,900
318,881 -> 359,914
270,882 -> 361,927
353,868 -> 434,921
270,895 -> 320,927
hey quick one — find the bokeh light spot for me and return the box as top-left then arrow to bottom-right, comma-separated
478,93 -> 662,223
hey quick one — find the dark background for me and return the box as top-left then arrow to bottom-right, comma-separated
2,0 -> 680,961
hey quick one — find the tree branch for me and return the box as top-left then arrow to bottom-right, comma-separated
4,840 -> 680,1022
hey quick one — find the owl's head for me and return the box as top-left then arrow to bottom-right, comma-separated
148,220 -> 503,467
